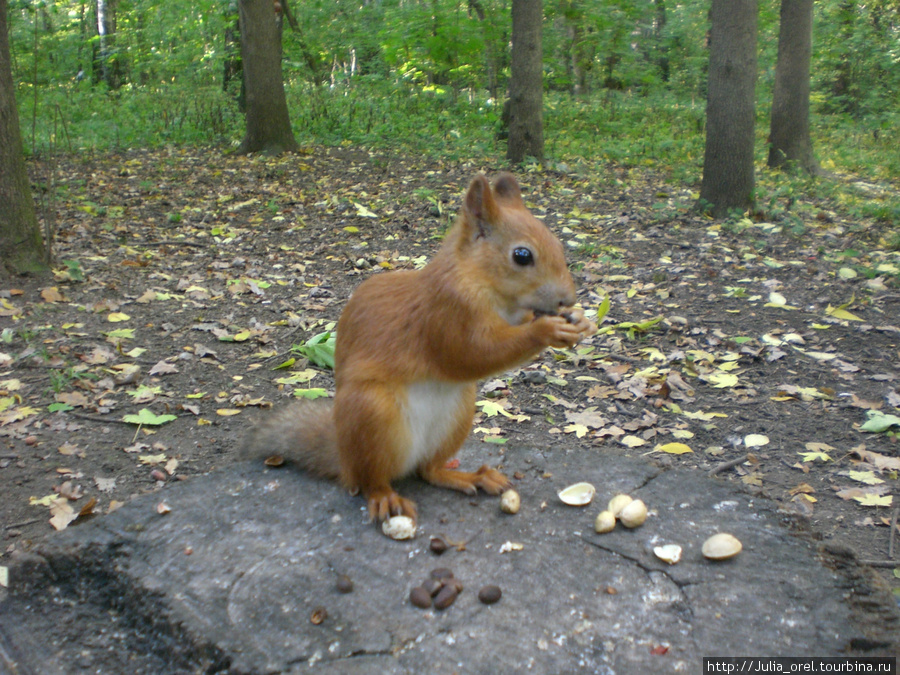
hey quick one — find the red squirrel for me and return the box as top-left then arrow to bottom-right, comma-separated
247,172 -> 596,522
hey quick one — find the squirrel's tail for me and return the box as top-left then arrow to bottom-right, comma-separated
242,398 -> 341,479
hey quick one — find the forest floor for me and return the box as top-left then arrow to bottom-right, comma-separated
2,146 -> 900,597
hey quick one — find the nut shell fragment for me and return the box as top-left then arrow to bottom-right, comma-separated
558,482 -> 596,507
382,515 -> 416,540
594,510 -> 616,533
619,499 -> 648,528
607,494 -> 634,517
500,489 -> 520,514
653,544 -> 683,565
702,533 -> 742,560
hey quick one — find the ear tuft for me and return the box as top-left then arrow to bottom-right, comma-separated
464,173 -> 500,229
492,173 -> 524,206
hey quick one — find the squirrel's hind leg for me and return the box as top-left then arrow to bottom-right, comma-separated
335,382 -> 418,522
416,385 -> 511,496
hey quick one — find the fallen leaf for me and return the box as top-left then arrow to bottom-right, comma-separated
58,442 -> 84,457
860,410 -> 900,433
149,360 -> 179,376
743,434 -> 769,448
654,442 -> 693,455
847,470 -> 884,485
49,497 -> 77,531
797,450 -> 832,463
854,494 -> 893,507
851,446 -> 900,472
123,409 -> 177,426
41,287 -> 65,303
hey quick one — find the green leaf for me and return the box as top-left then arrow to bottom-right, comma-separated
292,331 -> 336,370
293,388 -> 330,400
861,410 -> 900,433
595,295 -> 611,321
122,409 -> 178,426
48,402 -> 74,413
105,328 -> 135,339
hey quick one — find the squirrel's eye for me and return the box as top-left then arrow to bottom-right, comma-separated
512,246 -> 534,266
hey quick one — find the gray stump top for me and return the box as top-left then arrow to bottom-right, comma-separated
2,443 -> 898,673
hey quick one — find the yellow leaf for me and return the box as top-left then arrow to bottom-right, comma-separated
232,330 -> 252,342
671,429 -> 694,439
620,435 -> 647,448
743,434 -> 769,448
138,453 -> 167,465
107,312 -> 130,322
848,470 -> 884,485
655,442 -> 693,455
707,372 -> 739,388
853,494 -> 893,507
216,408 -> 242,416
564,423 -> 589,438
805,351 -> 837,361
825,306 -> 863,322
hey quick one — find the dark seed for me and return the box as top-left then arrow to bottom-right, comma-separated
478,585 -> 502,605
430,567 -> 454,581
409,586 -> 432,609
433,584 -> 458,610
429,537 -> 448,555
423,578 -> 443,597
335,575 -> 354,594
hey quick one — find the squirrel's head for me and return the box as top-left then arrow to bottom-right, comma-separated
456,173 -> 577,325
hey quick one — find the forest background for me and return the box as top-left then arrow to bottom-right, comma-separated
4,0 -> 900,586
5,0 -> 900,212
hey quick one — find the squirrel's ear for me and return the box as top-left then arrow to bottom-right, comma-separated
463,173 -> 500,237
492,172 -> 524,207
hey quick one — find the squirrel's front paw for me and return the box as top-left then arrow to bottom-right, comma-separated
539,314 -> 587,349
561,307 -> 598,340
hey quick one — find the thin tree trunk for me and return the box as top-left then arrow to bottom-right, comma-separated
768,0 -> 817,173
507,0 -> 543,163
236,0 -> 298,155
699,0 -> 758,218
96,0 -> 123,89
0,0 -> 47,275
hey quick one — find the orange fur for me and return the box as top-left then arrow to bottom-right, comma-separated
245,172 -> 597,523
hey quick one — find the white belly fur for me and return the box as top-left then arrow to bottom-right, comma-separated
403,380 -> 470,475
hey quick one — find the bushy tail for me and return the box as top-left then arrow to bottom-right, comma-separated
242,398 -> 341,479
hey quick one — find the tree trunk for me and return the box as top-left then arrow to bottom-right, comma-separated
236,0 -> 298,155
768,0 -> 817,173
0,0 -> 47,275
699,0 -> 758,218
507,0 -> 543,164
95,0 -> 124,89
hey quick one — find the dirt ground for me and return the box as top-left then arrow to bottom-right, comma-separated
2,146 -> 900,597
